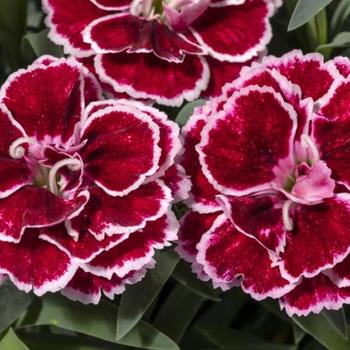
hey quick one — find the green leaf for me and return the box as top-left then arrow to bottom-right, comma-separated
153,284 -> 205,342
172,261 -> 220,302
0,328 -> 29,350
0,0 -> 27,70
292,323 -> 306,344
293,313 -> 350,350
322,309 -> 348,339
175,99 -> 206,127
196,323 -> 296,350
0,280 -> 34,333
288,0 -> 333,31
331,0 -> 350,35
116,250 -> 179,340
317,32 -> 350,50
21,29 -> 64,59
19,294 -> 179,350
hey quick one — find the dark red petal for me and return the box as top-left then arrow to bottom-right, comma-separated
43,0 -> 107,56
203,56 -> 247,98
86,180 -> 171,237
197,214 -> 294,299
161,164 -> 191,203
221,195 -> 286,253
62,267 -> 148,304
265,50 -> 339,100
40,224 -> 128,263
90,0 -> 130,10
1,60 -> 83,143
279,195 -> 350,282
0,187 -> 88,243
325,254 -> 350,288
95,53 -> 209,106
191,0 -> 272,62
82,213 -> 178,278
280,274 -> 350,317
313,80 -> 350,188
198,86 -> 296,196
181,107 -> 220,212
81,104 -> 160,196
333,56 -> 350,78
0,229 -> 77,295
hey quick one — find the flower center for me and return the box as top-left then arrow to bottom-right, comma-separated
130,0 -> 209,30
9,137 -> 82,196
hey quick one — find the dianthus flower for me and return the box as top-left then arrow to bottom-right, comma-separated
177,50 -> 350,316
42,0 -> 281,105
0,55 -> 184,302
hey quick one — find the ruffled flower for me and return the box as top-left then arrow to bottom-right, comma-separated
42,0 -> 281,106
177,50 -> 350,316
0,56 -> 182,302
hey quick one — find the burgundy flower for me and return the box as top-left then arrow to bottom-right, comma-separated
0,56 -> 182,302
42,0 -> 280,106
177,50 -> 350,316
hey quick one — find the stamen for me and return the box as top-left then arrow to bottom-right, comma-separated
9,137 -> 35,159
49,158 -> 82,195
282,200 -> 294,231
301,134 -> 320,164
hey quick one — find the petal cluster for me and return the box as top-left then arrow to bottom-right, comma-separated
0,56 -> 183,303
42,0 -> 280,106
177,50 -> 350,316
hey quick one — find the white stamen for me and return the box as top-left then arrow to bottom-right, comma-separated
301,134 -> 320,164
282,200 -> 294,231
9,137 -> 35,159
49,158 -> 82,195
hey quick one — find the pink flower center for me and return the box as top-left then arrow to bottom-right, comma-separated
9,137 -> 82,196
130,0 -> 210,30
272,135 -> 335,231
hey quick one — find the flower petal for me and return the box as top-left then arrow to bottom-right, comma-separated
333,56 -> 350,78
218,195 -> 286,254
80,104 -> 161,196
191,0 -> 272,62
280,274 -> 350,317
0,229 -> 77,296
264,50 -> 339,100
182,105 -> 220,213
324,254 -> 350,288
89,0 -> 130,10
82,213 -> 178,279
0,59 -> 84,143
197,214 -> 294,299
94,53 -> 209,106
61,266 -> 149,304
0,187 -> 89,243
43,0 -> 107,56
279,194 -> 350,282
198,85 -> 297,196
161,164 -> 191,203
86,180 -> 172,238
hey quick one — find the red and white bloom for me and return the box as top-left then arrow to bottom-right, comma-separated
42,0 -> 281,106
177,50 -> 350,316
0,56 -> 182,302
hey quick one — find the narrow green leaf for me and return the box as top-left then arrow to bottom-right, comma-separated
293,313 -> 350,350
21,29 -> 64,59
322,309 -> 348,339
331,0 -> 350,35
0,328 -> 29,350
173,261 -> 220,301
317,32 -> 350,50
0,280 -> 34,333
292,323 -> 306,344
288,0 -> 333,31
116,250 -> 179,340
196,324 -> 296,350
153,284 -> 204,342
19,294 -> 179,350
175,99 -> 206,127
0,0 -> 27,70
